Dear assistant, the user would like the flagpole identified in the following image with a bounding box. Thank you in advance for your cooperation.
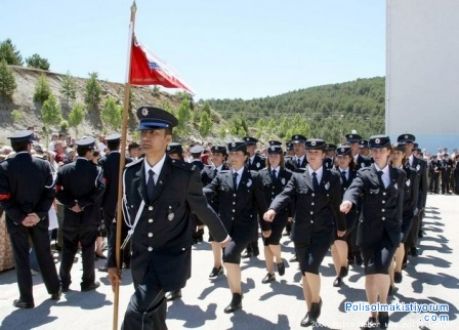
[113,1,136,329]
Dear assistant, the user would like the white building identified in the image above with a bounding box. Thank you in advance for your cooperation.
[386,0,459,153]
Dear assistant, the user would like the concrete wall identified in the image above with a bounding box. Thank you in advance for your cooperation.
[386,0,459,153]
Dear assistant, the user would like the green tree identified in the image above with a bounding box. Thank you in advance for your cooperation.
[84,72,101,112]
[101,96,122,131]
[60,72,77,104]
[11,109,23,124]
[0,60,16,100]
[60,120,69,133]
[41,94,62,144]
[67,102,86,138]
[199,111,212,137]
[26,53,50,70]
[0,39,23,65]
[177,98,191,128]
[33,73,51,105]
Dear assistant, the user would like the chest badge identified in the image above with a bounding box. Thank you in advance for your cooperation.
[256,162,260,168]
[324,181,330,190]
[168,206,174,221]
[247,179,252,187]
[281,178,286,185]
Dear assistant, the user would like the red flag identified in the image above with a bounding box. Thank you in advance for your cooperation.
[129,37,193,93]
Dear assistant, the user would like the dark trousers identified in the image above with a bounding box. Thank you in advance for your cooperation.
[429,173,439,193]
[122,281,167,329]
[59,221,98,288]
[6,218,60,303]
[405,213,421,250]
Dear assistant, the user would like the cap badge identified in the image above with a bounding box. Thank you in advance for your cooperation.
[142,108,149,116]
[375,138,380,144]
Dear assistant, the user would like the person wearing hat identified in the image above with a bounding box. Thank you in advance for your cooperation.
[388,142,419,292]
[340,135,406,329]
[359,139,371,158]
[323,143,336,169]
[189,144,205,171]
[285,134,308,172]
[0,130,61,308]
[55,136,105,292]
[98,133,132,273]
[429,155,441,193]
[204,141,268,313]
[453,154,459,194]
[257,144,293,284]
[440,153,453,194]
[201,145,230,280]
[106,106,229,329]
[242,136,265,258]
[166,142,184,161]
[397,133,428,257]
[330,144,358,288]
[264,138,346,327]
[345,133,372,170]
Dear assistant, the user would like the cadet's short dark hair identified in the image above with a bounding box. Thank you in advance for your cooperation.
[11,140,30,153]
[128,142,140,152]
[107,139,120,151]
[77,146,93,157]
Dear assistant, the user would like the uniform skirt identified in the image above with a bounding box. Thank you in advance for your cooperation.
[294,229,333,275]
[361,231,397,275]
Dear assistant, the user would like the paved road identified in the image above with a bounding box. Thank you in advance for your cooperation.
[1,194,458,329]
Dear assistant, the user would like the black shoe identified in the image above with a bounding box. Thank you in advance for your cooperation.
[252,247,259,257]
[209,266,223,280]
[333,277,342,287]
[98,265,108,272]
[339,266,348,278]
[50,289,62,301]
[165,289,182,301]
[378,312,389,329]
[224,293,242,313]
[289,255,298,262]
[13,299,34,309]
[361,316,378,329]
[300,302,320,327]
[388,285,397,296]
[418,230,424,238]
[277,260,286,276]
[355,255,363,266]
[81,281,100,292]
[61,282,70,293]
[410,248,419,257]
[262,273,276,284]
[394,271,402,283]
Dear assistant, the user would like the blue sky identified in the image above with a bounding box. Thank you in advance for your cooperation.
[0,0,385,100]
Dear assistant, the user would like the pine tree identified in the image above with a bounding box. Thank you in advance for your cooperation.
[33,73,51,105]
[101,96,122,131]
[67,103,86,138]
[0,60,16,100]
[84,72,101,112]
[26,53,50,70]
[0,39,23,65]
[60,72,77,104]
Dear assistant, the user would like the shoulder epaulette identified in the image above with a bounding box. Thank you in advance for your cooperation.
[125,158,143,168]
[171,159,196,172]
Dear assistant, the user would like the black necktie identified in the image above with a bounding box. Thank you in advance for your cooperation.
[377,170,385,188]
[233,172,238,190]
[147,169,155,201]
[312,172,320,191]
[297,158,301,167]
[271,169,277,181]
[340,170,347,183]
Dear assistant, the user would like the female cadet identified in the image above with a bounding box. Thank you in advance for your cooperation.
[331,144,358,287]
[389,142,419,290]
[264,138,346,327]
[258,143,292,283]
[340,135,405,329]
[204,142,267,314]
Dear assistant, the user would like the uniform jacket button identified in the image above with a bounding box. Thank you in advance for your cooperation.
[148,232,153,237]
[310,220,314,224]
[148,218,154,223]
[147,247,153,252]
[148,206,154,211]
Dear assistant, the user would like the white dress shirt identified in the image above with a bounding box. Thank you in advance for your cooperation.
[144,154,166,185]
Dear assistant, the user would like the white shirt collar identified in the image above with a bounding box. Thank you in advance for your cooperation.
[270,166,280,173]
[374,163,389,174]
[232,166,245,177]
[216,164,224,172]
[295,155,305,162]
[409,154,414,166]
[144,154,167,184]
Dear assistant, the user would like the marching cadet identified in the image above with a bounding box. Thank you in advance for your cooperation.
[264,138,346,327]
[359,139,371,157]
[189,144,206,243]
[389,142,419,292]
[242,136,265,258]
[166,142,184,161]
[258,143,292,283]
[454,154,459,194]
[346,133,372,170]
[107,107,229,330]
[440,153,453,194]
[0,130,61,308]
[341,135,405,329]
[286,140,295,158]
[201,145,230,280]
[56,137,105,292]
[330,144,358,287]
[397,134,428,257]
[204,141,268,313]
[429,155,440,193]
[324,144,336,169]
[98,133,132,272]
[285,134,308,172]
